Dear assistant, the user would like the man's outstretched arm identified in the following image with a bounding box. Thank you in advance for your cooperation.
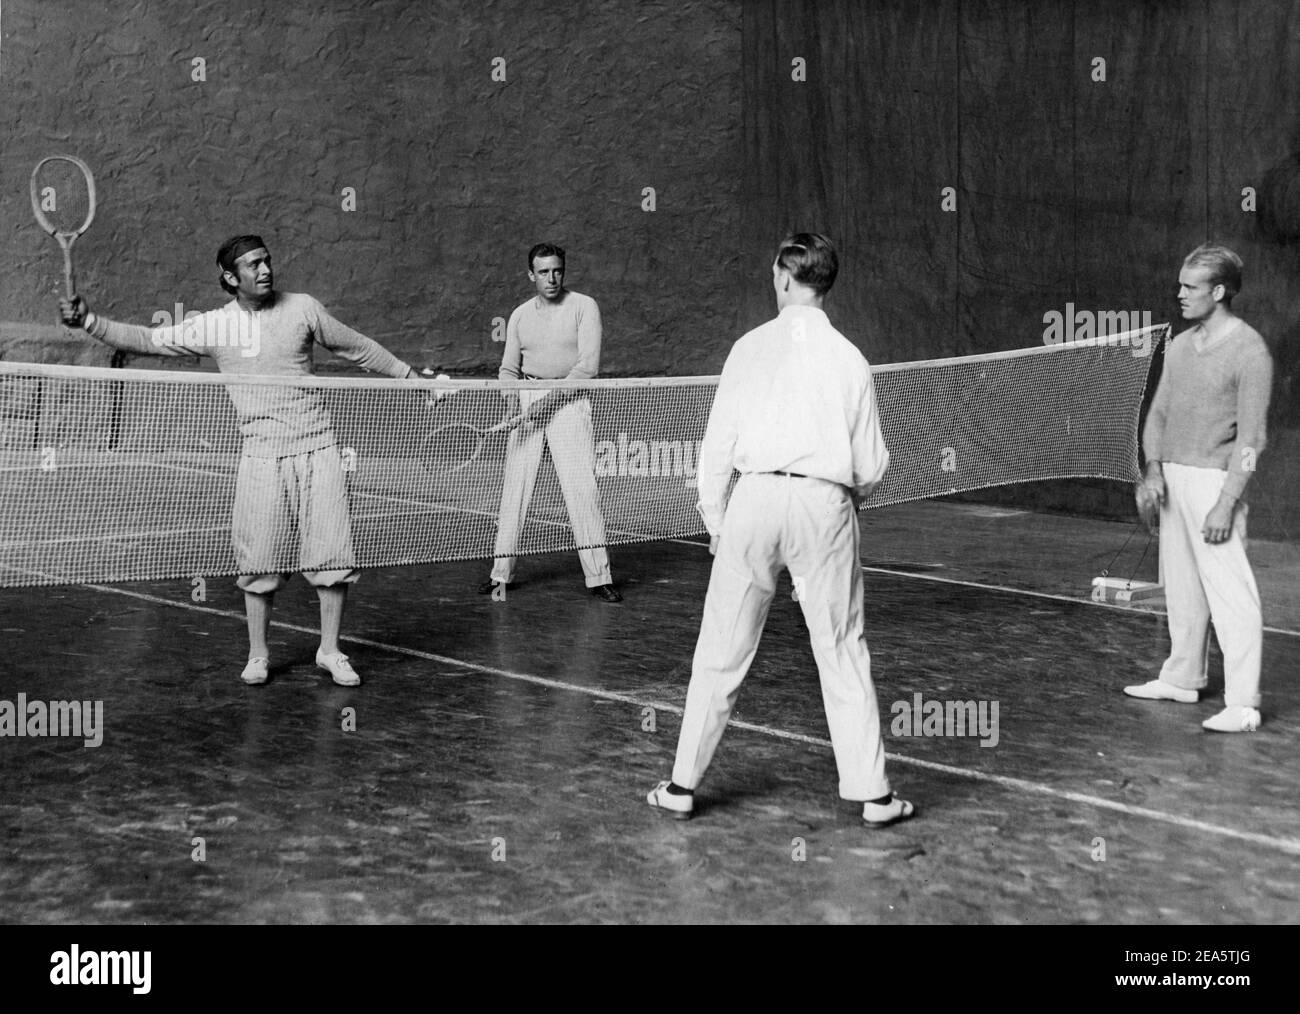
[60,295,201,359]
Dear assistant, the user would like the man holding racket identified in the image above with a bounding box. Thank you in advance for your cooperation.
[646,233,914,827]
[478,242,621,603]
[59,235,417,688]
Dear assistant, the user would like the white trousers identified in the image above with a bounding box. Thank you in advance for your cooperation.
[672,472,891,801]
[490,390,612,587]
[1157,462,1263,708]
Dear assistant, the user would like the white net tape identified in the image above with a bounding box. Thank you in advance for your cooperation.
[0,325,1165,587]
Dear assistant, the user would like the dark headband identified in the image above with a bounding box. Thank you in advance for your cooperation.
[216,235,267,273]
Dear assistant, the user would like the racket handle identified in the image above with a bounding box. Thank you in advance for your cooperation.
[62,246,76,302]
[487,410,529,434]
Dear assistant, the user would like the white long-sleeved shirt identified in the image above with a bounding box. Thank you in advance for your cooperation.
[696,304,890,535]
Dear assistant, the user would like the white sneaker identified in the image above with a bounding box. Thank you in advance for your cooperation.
[862,794,916,828]
[316,650,360,687]
[240,657,269,685]
[1123,679,1198,704]
[1202,706,1261,733]
[646,780,694,820]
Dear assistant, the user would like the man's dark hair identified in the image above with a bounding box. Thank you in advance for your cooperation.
[775,233,838,296]
[1183,242,1244,304]
[216,234,267,294]
[528,242,565,272]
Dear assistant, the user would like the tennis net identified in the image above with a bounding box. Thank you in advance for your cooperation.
[0,324,1165,587]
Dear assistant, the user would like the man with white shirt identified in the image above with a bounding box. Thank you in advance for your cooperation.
[1126,243,1273,732]
[647,233,914,827]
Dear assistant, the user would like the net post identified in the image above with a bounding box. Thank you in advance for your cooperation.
[108,349,127,450]
[31,376,44,451]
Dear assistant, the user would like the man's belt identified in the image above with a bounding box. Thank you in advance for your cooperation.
[763,470,855,496]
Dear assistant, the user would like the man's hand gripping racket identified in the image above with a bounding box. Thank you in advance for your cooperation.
[415,372,532,474]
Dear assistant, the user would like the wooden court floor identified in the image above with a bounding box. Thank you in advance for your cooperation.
[0,502,1296,924]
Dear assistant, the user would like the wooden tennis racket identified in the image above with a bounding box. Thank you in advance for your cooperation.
[418,409,529,474]
[30,154,97,301]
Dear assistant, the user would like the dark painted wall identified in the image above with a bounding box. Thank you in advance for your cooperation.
[2,0,743,376]
[3,1,1295,536]
[740,0,1298,537]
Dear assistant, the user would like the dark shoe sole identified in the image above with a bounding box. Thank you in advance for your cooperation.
[647,786,693,819]
[862,800,916,828]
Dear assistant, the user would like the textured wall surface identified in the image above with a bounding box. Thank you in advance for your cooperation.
[1,0,743,376]
[741,0,1299,536]
[3,1,1295,534]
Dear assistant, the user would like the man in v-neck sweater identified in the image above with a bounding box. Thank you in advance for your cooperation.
[1125,243,1273,732]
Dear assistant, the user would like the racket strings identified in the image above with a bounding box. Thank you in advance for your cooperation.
[421,423,486,471]
[31,157,95,237]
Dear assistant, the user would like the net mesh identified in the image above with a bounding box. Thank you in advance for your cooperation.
[0,325,1165,587]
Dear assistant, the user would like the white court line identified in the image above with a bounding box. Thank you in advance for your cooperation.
[128,460,699,544]
[0,458,675,551]
[0,507,455,551]
[6,516,1298,640]
[0,502,649,552]
[669,536,1300,639]
[855,564,1300,640]
[9,456,1299,636]
[53,580,1300,859]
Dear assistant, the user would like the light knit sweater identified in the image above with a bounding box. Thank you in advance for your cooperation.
[498,290,601,381]
[1142,319,1272,499]
[87,291,412,457]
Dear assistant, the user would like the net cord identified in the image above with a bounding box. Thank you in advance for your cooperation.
[0,322,1168,392]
